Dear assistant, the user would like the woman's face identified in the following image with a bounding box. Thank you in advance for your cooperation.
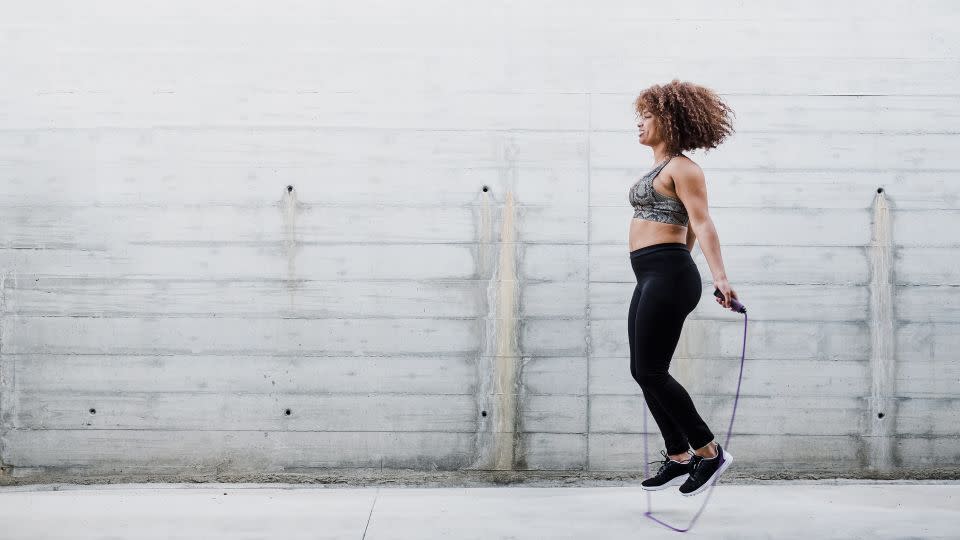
[637,109,658,147]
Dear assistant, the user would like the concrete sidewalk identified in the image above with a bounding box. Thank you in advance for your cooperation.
[1,481,957,539]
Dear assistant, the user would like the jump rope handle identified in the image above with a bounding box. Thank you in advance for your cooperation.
[714,287,747,314]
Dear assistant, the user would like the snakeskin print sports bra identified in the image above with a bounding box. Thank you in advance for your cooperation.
[628,155,689,226]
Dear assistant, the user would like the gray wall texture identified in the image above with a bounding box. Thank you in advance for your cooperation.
[1,1,958,484]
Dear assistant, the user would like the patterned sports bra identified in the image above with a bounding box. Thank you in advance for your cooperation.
[628,155,689,226]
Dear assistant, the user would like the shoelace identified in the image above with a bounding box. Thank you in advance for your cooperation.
[647,450,671,476]
[648,450,691,476]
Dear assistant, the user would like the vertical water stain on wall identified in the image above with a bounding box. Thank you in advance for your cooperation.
[867,188,897,470]
[492,190,520,470]
[0,272,9,475]
[0,272,5,353]
[279,187,302,309]
[470,138,522,471]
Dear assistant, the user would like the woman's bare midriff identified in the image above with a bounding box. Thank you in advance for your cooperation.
[628,218,688,252]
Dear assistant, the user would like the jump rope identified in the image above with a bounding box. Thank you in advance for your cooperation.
[641,287,748,533]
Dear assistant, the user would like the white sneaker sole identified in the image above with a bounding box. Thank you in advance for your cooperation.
[640,473,688,491]
[680,450,733,497]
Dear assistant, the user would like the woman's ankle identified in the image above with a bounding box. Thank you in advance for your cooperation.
[693,441,718,459]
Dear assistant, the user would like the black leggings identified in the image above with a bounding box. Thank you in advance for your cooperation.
[628,242,714,456]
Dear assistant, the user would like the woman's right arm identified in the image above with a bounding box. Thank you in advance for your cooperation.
[673,162,738,309]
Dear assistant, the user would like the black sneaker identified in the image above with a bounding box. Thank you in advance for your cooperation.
[678,443,734,497]
[640,450,693,491]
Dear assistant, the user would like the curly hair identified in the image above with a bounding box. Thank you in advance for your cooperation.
[634,79,735,154]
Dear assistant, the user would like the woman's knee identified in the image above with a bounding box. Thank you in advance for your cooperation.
[632,370,670,388]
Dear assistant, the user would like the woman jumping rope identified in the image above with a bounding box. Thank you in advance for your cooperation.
[627,79,739,496]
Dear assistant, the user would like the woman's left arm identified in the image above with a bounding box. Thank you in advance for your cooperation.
[673,162,738,309]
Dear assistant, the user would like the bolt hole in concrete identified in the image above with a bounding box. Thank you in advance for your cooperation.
[877,187,884,193]
[481,410,487,417]
[285,409,292,416]
[878,412,885,418]
[89,408,96,415]
[287,185,293,192]
[482,185,489,192]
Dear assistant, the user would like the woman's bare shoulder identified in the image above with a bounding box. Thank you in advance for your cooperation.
[670,155,706,184]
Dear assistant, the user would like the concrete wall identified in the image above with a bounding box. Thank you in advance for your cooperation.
[1,1,958,483]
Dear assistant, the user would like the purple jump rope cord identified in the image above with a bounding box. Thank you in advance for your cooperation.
[642,302,748,533]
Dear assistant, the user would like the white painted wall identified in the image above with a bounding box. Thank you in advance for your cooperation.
[1,0,958,483]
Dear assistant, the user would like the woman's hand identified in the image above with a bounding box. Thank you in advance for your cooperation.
[713,278,738,310]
